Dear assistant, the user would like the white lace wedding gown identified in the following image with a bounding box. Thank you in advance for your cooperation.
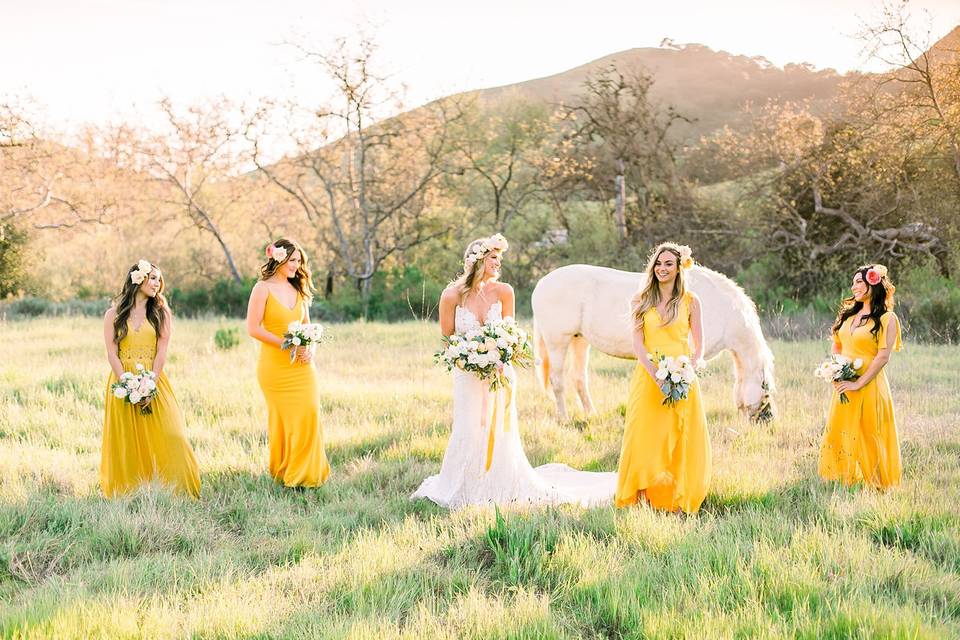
[412,301,617,509]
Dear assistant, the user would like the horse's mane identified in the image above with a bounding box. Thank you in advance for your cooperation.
[696,266,776,391]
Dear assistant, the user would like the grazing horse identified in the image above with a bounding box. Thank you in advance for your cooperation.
[531,264,775,422]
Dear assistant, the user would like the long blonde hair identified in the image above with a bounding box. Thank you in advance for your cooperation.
[631,242,691,331]
[451,235,509,301]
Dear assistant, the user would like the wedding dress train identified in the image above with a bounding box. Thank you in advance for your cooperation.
[412,301,616,509]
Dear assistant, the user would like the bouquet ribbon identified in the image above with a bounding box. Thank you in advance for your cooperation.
[483,374,513,472]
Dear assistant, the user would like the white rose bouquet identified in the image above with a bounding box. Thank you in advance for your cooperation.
[435,317,533,390]
[111,363,159,415]
[814,354,862,404]
[649,353,700,407]
[281,321,324,364]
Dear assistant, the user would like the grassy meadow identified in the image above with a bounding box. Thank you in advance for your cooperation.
[1,317,959,639]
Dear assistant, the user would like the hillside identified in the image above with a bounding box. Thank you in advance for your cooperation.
[468,43,846,139]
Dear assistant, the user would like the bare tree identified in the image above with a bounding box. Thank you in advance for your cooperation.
[1,99,115,234]
[720,101,948,292]
[127,97,248,283]
[857,1,960,182]
[564,65,692,245]
[248,34,462,296]
[448,99,586,233]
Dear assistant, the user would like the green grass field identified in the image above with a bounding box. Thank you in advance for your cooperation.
[1,317,959,639]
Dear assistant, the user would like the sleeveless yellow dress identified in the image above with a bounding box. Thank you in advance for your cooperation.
[615,291,711,513]
[819,311,902,489]
[257,291,330,487]
[100,320,201,498]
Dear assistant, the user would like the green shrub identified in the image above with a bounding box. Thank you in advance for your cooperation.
[318,266,446,321]
[167,278,255,318]
[0,297,109,319]
[897,260,960,343]
[7,297,51,317]
[214,327,241,350]
[0,223,29,297]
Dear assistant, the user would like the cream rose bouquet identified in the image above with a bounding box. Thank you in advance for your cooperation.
[649,353,701,407]
[435,317,533,390]
[281,321,324,364]
[111,363,159,415]
[814,354,862,404]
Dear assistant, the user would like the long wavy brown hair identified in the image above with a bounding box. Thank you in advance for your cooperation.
[259,238,315,299]
[631,242,690,331]
[112,262,170,343]
[831,264,896,342]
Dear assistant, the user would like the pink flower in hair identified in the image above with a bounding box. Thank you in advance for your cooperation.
[265,244,288,262]
[865,268,881,286]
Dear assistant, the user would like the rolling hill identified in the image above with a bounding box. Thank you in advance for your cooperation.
[465,42,847,140]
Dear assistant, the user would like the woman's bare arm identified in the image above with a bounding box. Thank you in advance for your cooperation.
[152,312,173,376]
[246,282,283,348]
[103,307,125,378]
[439,288,459,337]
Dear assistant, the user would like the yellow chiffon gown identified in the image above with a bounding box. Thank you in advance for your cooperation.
[100,321,201,498]
[615,291,711,513]
[258,291,330,487]
[819,311,902,489]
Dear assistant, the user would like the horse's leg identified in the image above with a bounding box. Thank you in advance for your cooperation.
[545,337,571,421]
[569,335,595,416]
[730,350,748,414]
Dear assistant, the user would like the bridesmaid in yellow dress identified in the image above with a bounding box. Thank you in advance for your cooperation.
[819,264,902,489]
[246,238,330,488]
[615,242,711,514]
[101,260,201,498]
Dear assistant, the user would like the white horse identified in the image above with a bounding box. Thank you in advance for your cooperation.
[531,264,776,422]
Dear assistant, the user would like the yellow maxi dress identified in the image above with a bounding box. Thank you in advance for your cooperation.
[819,311,902,489]
[100,321,201,498]
[615,291,711,513]
[257,291,330,487]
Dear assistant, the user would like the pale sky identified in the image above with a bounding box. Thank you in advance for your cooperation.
[3,0,959,129]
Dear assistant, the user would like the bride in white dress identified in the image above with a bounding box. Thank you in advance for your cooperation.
[412,234,616,509]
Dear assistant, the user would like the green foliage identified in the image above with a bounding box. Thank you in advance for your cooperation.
[897,259,960,343]
[735,255,843,315]
[315,266,446,322]
[167,277,255,317]
[213,326,240,350]
[0,223,29,297]
[0,297,108,318]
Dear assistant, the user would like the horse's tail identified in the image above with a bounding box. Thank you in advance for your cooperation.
[534,319,551,391]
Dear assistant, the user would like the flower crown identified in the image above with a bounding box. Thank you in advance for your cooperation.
[130,259,153,285]
[865,264,888,286]
[676,245,694,270]
[464,233,508,271]
[266,243,288,263]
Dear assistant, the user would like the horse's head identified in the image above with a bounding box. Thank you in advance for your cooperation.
[732,351,776,423]
[740,378,775,422]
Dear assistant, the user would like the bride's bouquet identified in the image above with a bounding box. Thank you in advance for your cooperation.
[281,321,324,364]
[814,354,862,404]
[650,353,700,407]
[111,363,159,415]
[435,317,533,390]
